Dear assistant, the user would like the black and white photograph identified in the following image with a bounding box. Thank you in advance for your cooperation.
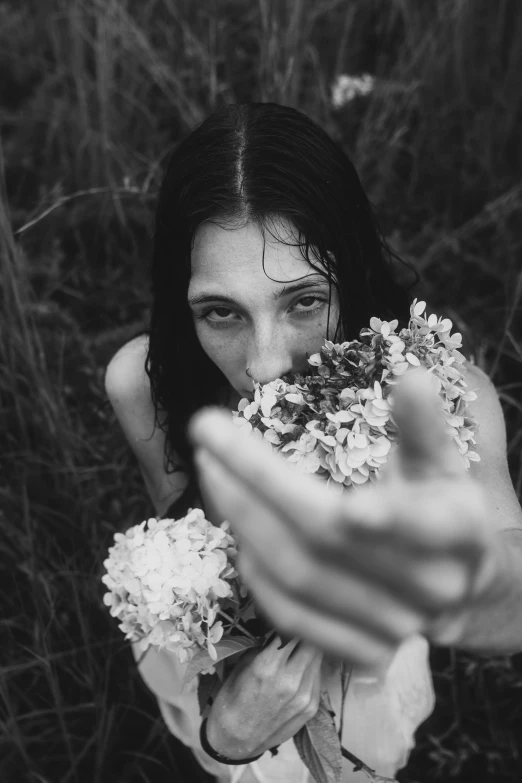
[1,2,522,782]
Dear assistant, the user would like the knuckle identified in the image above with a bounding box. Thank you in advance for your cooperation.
[250,655,273,680]
[279,674,300,698]
[422,560,469,606]
[304,697,320,719]
[294,689,312,711]
[250,663,265,681]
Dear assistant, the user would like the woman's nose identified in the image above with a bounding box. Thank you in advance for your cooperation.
[246,329,294,386]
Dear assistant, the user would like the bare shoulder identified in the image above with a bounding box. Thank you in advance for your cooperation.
[461,360,507,461]
[105,334,150,412]
[462,360,522,532]
[462,360,497,394]
[105,333,188,514]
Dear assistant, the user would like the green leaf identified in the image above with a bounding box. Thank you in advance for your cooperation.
[197,672,221,717]
[182,637,259,687]
[294,691,342,783]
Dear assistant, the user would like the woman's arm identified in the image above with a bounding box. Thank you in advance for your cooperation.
[104,334,188,517]
[104,338,327,767]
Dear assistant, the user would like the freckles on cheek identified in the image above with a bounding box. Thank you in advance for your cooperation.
[324,306,341,341]
[298,312,336,348]
[196,329,239,376]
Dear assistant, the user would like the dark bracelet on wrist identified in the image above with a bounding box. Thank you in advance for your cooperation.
[199,718,264,765]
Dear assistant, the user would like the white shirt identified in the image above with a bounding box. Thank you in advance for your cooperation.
[132,633,435,783]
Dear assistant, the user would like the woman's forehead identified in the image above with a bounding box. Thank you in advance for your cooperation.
[190,218,327,290]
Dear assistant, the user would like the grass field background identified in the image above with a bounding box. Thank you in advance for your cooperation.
[1,1,522,781]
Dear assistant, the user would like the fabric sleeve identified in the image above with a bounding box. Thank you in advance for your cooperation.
[131,641,238,779]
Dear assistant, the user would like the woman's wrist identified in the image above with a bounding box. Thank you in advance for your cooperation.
[201,716,264,764]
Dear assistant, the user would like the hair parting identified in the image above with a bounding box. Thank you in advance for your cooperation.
[144,102,420,512]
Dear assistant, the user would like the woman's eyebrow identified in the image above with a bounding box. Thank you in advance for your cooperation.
[188,276,328,307]
[275,276,328,299]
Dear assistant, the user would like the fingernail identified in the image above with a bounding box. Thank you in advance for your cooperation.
[262,630,277,648]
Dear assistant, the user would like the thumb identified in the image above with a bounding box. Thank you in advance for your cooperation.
[389,367,465,480]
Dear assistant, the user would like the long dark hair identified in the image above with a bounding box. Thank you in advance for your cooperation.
[146,102,419,500]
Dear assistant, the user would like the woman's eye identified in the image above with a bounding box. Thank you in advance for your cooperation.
[210,307,233,318]
[201,306,239,324]
[293,295,326,314]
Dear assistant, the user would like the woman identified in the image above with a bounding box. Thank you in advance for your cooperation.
[105,102,437,782]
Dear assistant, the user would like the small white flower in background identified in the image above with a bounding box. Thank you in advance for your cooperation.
[331,73,375,108]
[102,509,238,663]
[234,300,480,489]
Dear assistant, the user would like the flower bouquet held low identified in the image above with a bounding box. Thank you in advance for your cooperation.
[102,508,260,665]
[102,300,479,783]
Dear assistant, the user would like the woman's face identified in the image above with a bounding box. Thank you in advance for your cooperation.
[188,217,340,399]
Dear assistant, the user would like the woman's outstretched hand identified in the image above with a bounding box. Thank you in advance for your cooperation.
[206,636,322,760]
[189,370,504,665]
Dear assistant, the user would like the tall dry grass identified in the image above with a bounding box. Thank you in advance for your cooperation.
[1,1,521,781]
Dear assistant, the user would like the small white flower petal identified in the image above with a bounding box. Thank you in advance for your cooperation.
[370,317,383,333]
[261,395,277,417]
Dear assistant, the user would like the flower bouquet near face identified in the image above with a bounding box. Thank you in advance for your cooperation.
[233,299,480,490]
[102,300,479,783]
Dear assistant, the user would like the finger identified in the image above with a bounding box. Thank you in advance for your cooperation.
[190,409,340,542]
[197,439,488,626]
[194,427,412,557]
[242,495,479,628]
[344,477,491,558]
[288,640,324,670]
[256,649,323,751]
[267,635,302,662]
[194,444,307,561]
[294,648,324,694]
[261,663,322,750]
[198,441,483,626]
[239,552,399,669]
[241,523,428,641]
[388,368,466,481]
[193,410,484,559]
[195,447,420,629]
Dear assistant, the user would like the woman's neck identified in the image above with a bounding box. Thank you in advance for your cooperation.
[219,385,243,413]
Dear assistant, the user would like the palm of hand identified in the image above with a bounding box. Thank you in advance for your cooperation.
[190,370,502,663]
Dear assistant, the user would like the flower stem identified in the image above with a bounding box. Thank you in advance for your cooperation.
[341,748,396,782]
[136,647,150,666]
[339,662,353,742]
[218,609,257,642]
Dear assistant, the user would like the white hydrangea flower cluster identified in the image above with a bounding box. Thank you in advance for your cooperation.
[234,300,479,491]
[331,73,375,108]
[102,509,238,662]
